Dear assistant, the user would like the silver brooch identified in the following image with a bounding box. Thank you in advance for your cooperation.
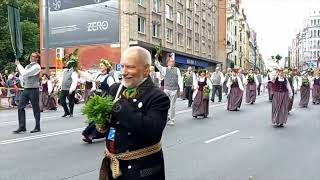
[133,99,137,102]
[138,102,143,108]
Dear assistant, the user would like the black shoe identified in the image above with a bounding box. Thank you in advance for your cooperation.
[30,129,41,133]
[279,124,284,127]
[13,128,27,134]
[62,113,70,117]
[211,99,214,103]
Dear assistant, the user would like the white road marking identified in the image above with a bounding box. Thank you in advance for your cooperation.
[204,130,239,144]
[0,127,84,145]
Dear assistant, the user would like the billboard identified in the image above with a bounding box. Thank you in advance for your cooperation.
[48,0,119,48]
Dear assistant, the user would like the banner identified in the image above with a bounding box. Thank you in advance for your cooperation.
[48,0,119,47]
[7,5,23,59]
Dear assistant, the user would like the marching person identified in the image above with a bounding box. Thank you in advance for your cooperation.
[150,65,161,88]
[223,68,231,96]
[245,69,259,104]
[183,66,194,107]
[285,69,297,113]
[59,59,79,118]
[312,69,320,104]
[210,66,224,103]
[192,69,212,118]
[298,71,312,108]
[255,69,263,95]
[39,73,54,112]
[99,46,170,180]
[266,70,275,102]
[155,53,183,126]
[81,59,115,143]
[227,67,244,111]
[13,52,41,133]
[271,68,293,127]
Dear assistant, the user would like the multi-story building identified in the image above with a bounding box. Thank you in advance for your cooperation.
[40,0,221,72]
[120,0,221,71]
[290,10,320,70]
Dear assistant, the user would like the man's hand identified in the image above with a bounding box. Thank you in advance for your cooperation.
[15,59,20,65]
[180,91,183,96]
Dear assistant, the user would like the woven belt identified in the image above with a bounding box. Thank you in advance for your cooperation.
[99,142,162,180]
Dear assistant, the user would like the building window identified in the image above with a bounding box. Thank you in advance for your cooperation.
[240,32,242,42]
[314,40,317,48]
[186,0,192,9]
[187,37,192,49]
[152,0,160,13]
[166,5,173,20]
[202,8,206,20]
[195,22,199,32]
[177,12,182,24]
[166,28,173,42]
[318,30,320,37]
[311,20,313,26]
[152,23,160,38]
[137,16,145,33]
[187,17,192,29]
[202,26,205,36]
[195,3,199,14]
[234,41,237,50]
[311,30,313,37]
[177,0,181,3]
[234,56,237,65]
[177,33,183,46]
[318,40,320,48]
[240,46,242,53]
[318,19,320,25]
[138,0,144,6]
[234,26,237,36]
[195,40,199,51]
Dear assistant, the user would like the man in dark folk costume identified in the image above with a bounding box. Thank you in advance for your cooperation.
[99,46,170,180]
[271,68,293,127]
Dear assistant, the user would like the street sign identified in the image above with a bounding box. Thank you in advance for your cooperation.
[115,64,121,71]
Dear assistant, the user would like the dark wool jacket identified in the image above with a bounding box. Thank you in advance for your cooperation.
[104,76,170,180]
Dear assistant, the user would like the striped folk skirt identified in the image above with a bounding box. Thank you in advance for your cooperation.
[299,86,310,107]
[246,83,257,103]
[272,91,289,125]
[267,82,274,101]
[192,90,209,117]
[227,87,243,111]
[312,84,320,104]
[288,93,294,112]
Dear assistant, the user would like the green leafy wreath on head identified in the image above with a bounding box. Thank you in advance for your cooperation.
[65,49,79,69]
[100,59,113,70]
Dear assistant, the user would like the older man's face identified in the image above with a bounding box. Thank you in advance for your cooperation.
[121,52,149,88]
[30,53,39,63]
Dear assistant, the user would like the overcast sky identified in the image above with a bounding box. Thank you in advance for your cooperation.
[242,0,320,60]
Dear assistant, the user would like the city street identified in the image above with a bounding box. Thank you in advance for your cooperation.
[1,92,320,180]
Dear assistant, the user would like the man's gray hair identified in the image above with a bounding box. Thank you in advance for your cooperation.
[122,46,151,65]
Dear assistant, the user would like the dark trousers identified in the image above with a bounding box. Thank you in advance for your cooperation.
[257,83,261,95]
[60,90,75,115]
[184,86,193,107]
[211,85,222,102]
[82,122,105,139]
[18,88,40,130]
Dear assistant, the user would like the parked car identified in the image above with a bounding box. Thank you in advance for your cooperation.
[49,0,109,11]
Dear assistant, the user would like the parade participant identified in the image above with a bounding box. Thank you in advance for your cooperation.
[192,69,212,118]
[39,73,54,112]
[223,68,231,95]
[298,71,312,108]
[266,70,275,102]
[245,69,259,104]
[98,46,170,180]
[271,68,293,127]
[285,68,297,113]
[255,69,263,95]
[210,66,224,103]
[183,66,194,107]
[227,67,244,111]
[82,59,115,143]
[13,52,41,133]
[82,70,95,103]
[59,52,79,118]
[150,65,161,88]
[312,69,320,104]
[155,52,183,126]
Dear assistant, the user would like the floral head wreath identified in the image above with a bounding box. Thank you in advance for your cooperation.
[100,59,112,70]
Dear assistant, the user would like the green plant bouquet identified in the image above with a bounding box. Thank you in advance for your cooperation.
[302,78,310,86]
[204,85,210,97]
[82,95,114,130]
[154,44,163,56]
[65,49,79,70]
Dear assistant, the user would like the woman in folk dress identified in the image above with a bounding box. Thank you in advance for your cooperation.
[192,69,212,118]
[227,68,244,111]
[312,69,320,104]
[298,72,312,108]
[271,68,293,127]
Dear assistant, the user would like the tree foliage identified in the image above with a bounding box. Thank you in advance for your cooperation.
[0,0,39,74]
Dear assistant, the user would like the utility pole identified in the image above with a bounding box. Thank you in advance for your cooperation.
[44,0,50,73]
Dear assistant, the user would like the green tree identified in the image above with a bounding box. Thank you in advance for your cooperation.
[0,0,39,73]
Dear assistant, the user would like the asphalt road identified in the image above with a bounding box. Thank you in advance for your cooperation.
[0,92,320,180]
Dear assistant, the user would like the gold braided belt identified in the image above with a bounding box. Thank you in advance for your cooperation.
[99,142,162,180]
